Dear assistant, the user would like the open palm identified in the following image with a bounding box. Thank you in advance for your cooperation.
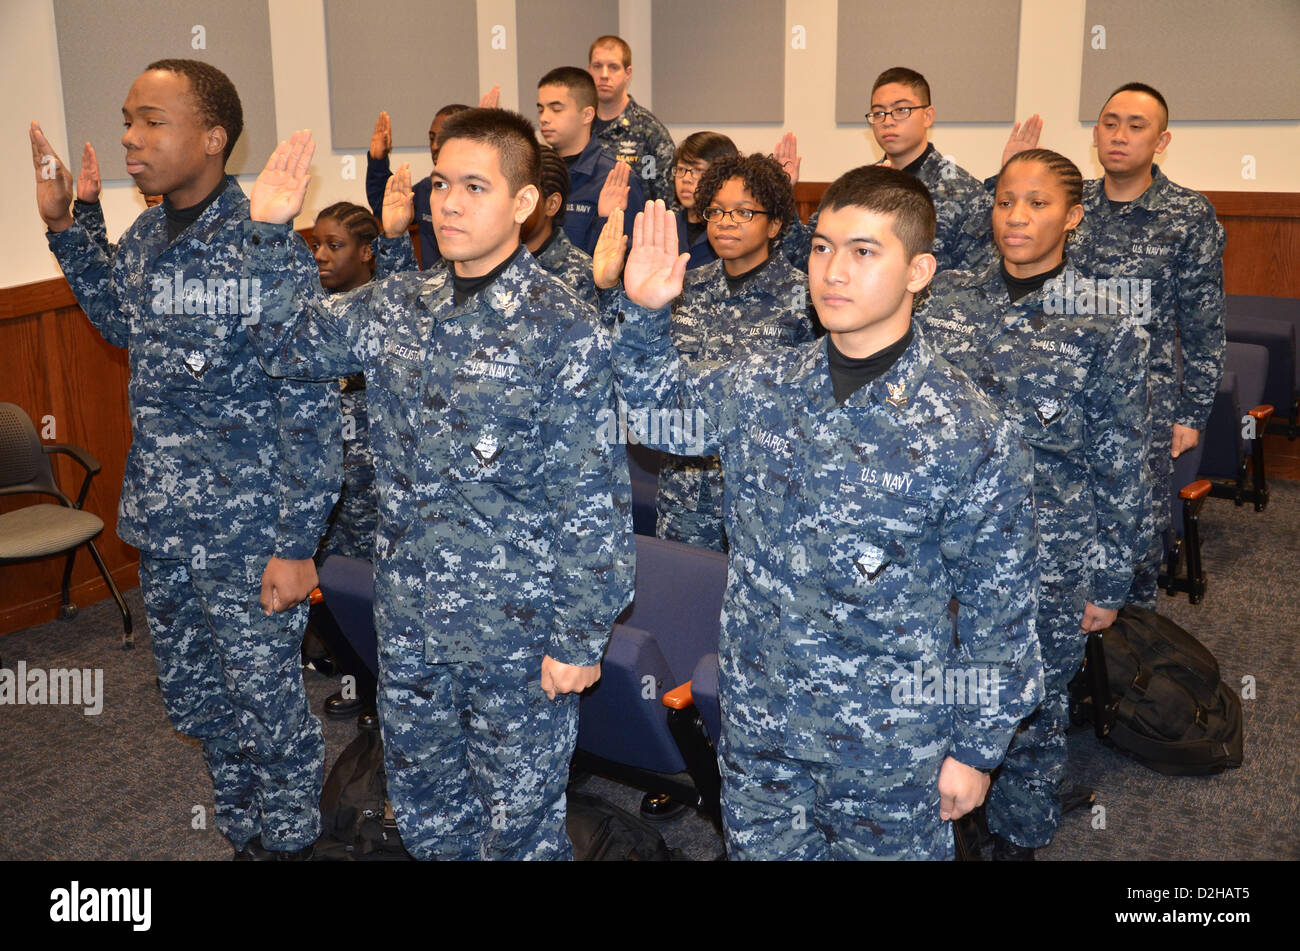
[249,130,315,224]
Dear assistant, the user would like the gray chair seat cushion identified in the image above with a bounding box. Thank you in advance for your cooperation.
[0,504,104,560]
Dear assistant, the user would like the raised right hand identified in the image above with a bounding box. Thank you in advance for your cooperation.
[622,200,687,311]
[381,162,415,237]
[30,121,75,231]
[1002,114,1043,167]
[249,130,315,225]
[76,142,101,203]
[592,206,627,289]
[369,111,391,160]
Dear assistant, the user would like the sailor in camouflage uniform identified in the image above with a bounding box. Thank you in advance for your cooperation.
[241,113,635,861]
[1073,87,1225,609]
[783,69,993,275]
[917,150,1151,856]
[31,60,338,859]
[611,182,1042,860]
[525,146,598,308]
[625,153,814,551]
[589,36,677,204]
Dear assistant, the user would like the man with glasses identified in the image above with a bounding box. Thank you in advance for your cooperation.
[784,67,994,275]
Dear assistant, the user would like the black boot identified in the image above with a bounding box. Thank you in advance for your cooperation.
[990,834,1035,861]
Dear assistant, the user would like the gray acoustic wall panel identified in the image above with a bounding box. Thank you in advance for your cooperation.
[835,0,1020,124]
[53,0,277,180]
[325,0,480,150]
[517,0,619,117]
[1079,0,1300,121]
[651,0,785,124]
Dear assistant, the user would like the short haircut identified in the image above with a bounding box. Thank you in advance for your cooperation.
[694,153,796,242]
[145,58,243,162]
[316,201,380,246]
[818,165,936,259]
[1103,81,1169,130]
[674,131,739,168]
[999,148,1083,208]
[589,35,632,67]
[538,66,598,112]
[435,103,472,122]
[538,145,571,224]
[871,66,930,106]
[436,108,542,195]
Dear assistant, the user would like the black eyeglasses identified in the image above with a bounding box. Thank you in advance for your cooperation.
[673,165,709,180]
[864,105,930,124]
[701,207,769,224]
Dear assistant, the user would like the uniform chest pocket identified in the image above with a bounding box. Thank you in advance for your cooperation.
[1015,381,1084,456]
[820,472,933,605]
[446,377,540,484]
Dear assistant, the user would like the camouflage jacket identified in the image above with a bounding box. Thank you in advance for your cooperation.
[916,261,1151,607]
[47,176,340,561]
[241,230,635,666]
[532,228,597,309]
[594,96,676,205]
[611,296,1044,768]
[1070,165,1226,431]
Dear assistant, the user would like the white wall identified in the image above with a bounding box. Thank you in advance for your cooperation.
[3,0,1297,289]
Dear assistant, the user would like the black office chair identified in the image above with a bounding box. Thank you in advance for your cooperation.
[0,402,133,647]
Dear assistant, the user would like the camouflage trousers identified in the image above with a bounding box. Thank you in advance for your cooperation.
[655,454,726,552]
[717,728,953,860]
[985,573,1088,849]
[377,628,578,860]
[319,384,378,563]
[1130,406,1177,609]
[138,552,325,852]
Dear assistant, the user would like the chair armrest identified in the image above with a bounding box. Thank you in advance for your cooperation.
[661,680,694,710]
[1248,404,1275,425]
[309,587,324,605]
[43,443,102,509]
[1179,480,1212,502]
[44,443,102,475]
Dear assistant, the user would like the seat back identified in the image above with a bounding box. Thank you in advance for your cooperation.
[618,534,728,687]
[317,555,379,676]
[0,402,59,498]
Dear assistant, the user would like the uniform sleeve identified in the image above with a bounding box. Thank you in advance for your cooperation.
[241,220,380,381]
[1174,208,1227,430]
[73,199,114,258]
[652,127,677,206]
[46,221,130,348]
[541,316,636,666]
[781,214,814,273]
[373,232,418,277]
[941,418,1045,770]
[610,292,735,457]
[365,153,392,218]
[1085,318,1152,608]
[272,376,342,560]
[946,187,995,274]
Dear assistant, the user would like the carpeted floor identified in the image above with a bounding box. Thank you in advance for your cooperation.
[1,480,1296,860]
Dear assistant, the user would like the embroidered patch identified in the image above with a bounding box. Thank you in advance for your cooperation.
[854,545,888,580]
[885,381,908,408]
[183,351,209,379]
[472,433,502,467]
[1036,398,1064,427]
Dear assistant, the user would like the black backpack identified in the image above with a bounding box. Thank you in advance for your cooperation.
[566,790,681,861]
[316,729,412,861]
[1070,605,1244,776]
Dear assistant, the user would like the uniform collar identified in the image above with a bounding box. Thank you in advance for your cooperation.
[803,319,932,412]
[697,251,799,302]
[569,135,606,177]
[419,246,546,321]
[179,174,245,248]
[1086,164,1170,213]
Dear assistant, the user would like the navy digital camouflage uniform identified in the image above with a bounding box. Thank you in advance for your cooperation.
[917,261,1150,848]
[47,177,340,853]
[1070,166,1226,608]
[366,154,440,269]
[612,297,1044,859]
[784,146,994,274]
[563,135,644,255]
[651,254,814,551]
[241,230,635,860]
[594,96,676,205]
[532,228,598,308]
